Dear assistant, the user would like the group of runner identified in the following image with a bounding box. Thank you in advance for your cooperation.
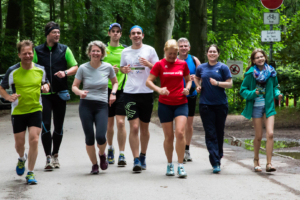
[0,21,283,184]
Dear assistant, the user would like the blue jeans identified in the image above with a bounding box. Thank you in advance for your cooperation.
[199,104,228,167]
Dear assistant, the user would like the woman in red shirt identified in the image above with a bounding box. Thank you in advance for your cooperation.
[146,39,191,178]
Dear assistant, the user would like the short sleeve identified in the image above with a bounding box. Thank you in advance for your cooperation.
[196,65,202,78]
[183,62,190,76]
[120,51,127,67]
[108,65,116,79]
[150,61,161,77]
[221,64,232,80]
[65,47,78,68]
[150,48,159,65]
[1,67,15,89]
[33,49,38,63]
[75,65,83,81]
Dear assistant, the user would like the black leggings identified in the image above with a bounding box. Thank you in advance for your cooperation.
[41,94,66,156]
[79,99,108,146]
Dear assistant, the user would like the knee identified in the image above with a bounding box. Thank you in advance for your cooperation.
[29,137,39,147]
[85,136,95,146]
[131,125,139,135]
[15,140,25,148]
[96,135,106,145]
[176,130,185,141]
[267,132,274,140]
[116,120,125,130]
[255,135,262,142]
[165,134,174,143]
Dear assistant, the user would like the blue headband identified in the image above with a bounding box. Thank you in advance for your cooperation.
[130,25,143,34]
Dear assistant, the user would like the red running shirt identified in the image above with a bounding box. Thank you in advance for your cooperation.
[150,58,190,105]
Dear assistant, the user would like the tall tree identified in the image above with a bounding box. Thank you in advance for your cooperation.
[50,0,55,21]
[212,0,218,32]
[81,0,92,61]
[0,0,2,30]
[154,0,175,59]
[189,0,207,63]
[60,0,64,31]
[24,0,34,40]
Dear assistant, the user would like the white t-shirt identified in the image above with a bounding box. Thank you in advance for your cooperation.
[120,44,159,94]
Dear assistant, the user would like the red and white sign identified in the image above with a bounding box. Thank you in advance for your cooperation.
[227,60,243,78]
[261,0,284,10]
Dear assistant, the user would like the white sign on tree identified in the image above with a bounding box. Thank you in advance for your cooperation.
[261,31,281,42]
[227,60,243,79]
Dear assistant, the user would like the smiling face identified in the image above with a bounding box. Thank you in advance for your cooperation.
[165,48,178,62]
[89,45,102,61]
[253,52,266,67]
[129,28,144,46]
[178,41,190,57]
[47,29,60,44]
[18,46,33,65]
[207,46,220,62]
[108,26,122,42]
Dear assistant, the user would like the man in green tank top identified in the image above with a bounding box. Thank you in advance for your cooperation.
[103,23,128,166]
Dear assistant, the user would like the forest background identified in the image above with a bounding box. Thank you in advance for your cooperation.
[0,0,300,114]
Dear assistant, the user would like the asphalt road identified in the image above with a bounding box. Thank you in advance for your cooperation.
[0,104,300,200]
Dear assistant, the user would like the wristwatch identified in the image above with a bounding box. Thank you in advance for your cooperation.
[64,70,68,75]
[111,92,116,95]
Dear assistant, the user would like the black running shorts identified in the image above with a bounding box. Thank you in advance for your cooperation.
[108,88,126,117]
[11,111,42,134]
[187,96,197,117]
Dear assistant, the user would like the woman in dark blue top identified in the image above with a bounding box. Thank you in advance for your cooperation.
[195,44,232,173]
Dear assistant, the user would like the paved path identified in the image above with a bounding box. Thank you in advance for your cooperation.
[0,104,300,200]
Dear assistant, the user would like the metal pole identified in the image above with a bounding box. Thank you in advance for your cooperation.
[269,10,274,62]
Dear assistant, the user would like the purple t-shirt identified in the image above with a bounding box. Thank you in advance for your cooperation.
[196,62,232,105]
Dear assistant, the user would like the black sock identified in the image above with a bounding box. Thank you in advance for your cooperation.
[52,131,63,155]
[140,153,146,157]
[185,145,190,151]
[41,131,52,156]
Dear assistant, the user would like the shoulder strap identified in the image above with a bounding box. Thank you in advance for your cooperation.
[191,55,197,71]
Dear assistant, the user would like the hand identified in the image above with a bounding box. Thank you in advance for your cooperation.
[80,90,89,99]
[159,87,170,96]
[182,88,189,96]
[6,93,20,102]
[123,65,131,74]
[196,86,201,93]
[139,57,151,68]
[112,65,119,74]
[109,94,116,107]
[41,83,50,93]
[210,78,218,86]
[54,71,66,78]
[190,74,195,81]
[278,94,283,102]
[255,89,259,95]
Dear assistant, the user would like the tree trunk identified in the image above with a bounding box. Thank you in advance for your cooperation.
[212,0,218,32]
[189,0,207,63]
[60,0,64,31]
[154,0,175,59]
[0,0,2,30]
[81,0,92,61]
[24,0,34,40]
[50,0,55,21]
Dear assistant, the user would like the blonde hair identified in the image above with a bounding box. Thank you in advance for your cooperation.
[17,40,34,53]
[86,40,106,60]
[164,39,179,51]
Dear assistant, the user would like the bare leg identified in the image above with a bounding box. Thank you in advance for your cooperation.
[14,131,26,158]
[252,117,263,167]
[129,118,140,158]
[185,116,194,146]
[116,115,127,152]
[175,116,187,163]
[264,115,275,164]
[97,142,107,156]
[161,122,174,163]
[27,127,41,171]
[86,145,97,165]
[140,121,150,154]
[106,117,114,146]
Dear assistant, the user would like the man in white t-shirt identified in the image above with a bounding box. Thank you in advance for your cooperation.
[120,25,159,172]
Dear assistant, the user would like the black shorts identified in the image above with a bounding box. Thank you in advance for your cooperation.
[124,93,153,123]
[187,96,197,117]
[158,102,188,123]
[11,111,42,134]
[108,88,126,117]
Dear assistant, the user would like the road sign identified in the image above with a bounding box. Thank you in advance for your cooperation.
[227,60,243,78]
[261,31,281,42]
[264,13,280,24]
[261,0,284,10]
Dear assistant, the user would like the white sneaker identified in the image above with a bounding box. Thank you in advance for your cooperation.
[52,154,60,168]
[184,150,192,162]
[45,155,54,170]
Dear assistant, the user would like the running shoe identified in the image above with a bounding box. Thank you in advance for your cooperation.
[107,147,115,164]
[118,153,127,166]
[90,164,99,174]
[99,153,108,170]
[184,150,192,163]
[52,154,60,168]
[139,154,146,170]
[177,165,187,178]
[133,158,142,172]
[16,153,27,176]
[213,165,221,173]
[44,155,54,170]
[166,163,175,176]
[26,172,37,185]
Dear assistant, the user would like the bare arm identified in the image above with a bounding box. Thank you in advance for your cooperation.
[210,78,233,89]
[182,75,192,96]
[139,57,154,69]
[0,86,20,102]
[54,66,78,78]
[146,74,169,95]
[109,77,118,107]
[195,76,202,93]
[72,78,89,98]
[120,65,131,74]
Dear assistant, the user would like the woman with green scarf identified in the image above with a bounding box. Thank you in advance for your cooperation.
[240,49,283,173]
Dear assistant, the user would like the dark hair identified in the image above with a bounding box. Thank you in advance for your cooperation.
[206,44,220,54]
[45,21,59,33]
[246,49,268,72]
[17,40,34,53]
